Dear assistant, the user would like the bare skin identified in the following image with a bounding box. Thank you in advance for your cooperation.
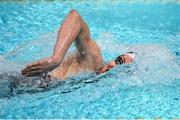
[21,9,133,80]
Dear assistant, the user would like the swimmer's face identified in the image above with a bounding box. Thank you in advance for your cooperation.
[97,53,135,74]
[121,54,134,64]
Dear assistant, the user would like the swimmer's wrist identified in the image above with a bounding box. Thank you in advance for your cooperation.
[51,55,61,65]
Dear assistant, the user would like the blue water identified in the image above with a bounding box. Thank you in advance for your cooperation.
[0,1,180,119]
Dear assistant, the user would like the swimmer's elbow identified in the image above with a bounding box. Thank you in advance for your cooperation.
[70,9,78,14]
[69,9,80,18]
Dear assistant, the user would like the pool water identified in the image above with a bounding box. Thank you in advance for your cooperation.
[0,0,180,119]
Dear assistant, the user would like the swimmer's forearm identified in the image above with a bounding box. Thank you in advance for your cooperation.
[52,10,81,64]
[97,61,116,74]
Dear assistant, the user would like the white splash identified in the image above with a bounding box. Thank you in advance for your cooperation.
[97,32,179,86]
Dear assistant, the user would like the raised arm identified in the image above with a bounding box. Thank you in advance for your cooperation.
[52,9,91,63]
[21,9,100,77]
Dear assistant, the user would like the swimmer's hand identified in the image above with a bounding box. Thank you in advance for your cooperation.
[21,56,59,77]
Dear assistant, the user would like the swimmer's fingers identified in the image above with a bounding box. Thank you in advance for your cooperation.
[21,66,41,75]
[25,70,43,77]
[21,61,42,75]
[21,57,58,77]
[26,62,41,69]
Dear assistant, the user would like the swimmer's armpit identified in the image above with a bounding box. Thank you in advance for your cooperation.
[21,56,59,77]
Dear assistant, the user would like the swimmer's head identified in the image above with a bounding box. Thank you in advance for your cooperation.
[97,52,135,74]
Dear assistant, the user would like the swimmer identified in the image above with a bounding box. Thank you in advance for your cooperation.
[21,9,135,80]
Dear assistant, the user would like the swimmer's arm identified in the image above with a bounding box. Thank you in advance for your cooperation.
[52,9,91,63]
[97,61,116,74]
[22,9,93,77]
